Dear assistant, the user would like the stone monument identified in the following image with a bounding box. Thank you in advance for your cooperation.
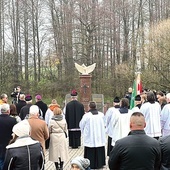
[75,62,96,112]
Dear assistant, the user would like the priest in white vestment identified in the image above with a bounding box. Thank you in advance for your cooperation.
[160,93,170,137]
[79,101,106,169]
[111,98,133,147]
[140,91,161,138]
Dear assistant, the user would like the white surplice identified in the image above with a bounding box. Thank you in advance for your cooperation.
[111,110,132,146]
[105,107,120,138]
[140,101,162,137]
[160,103,170,137]
[79,111,106,147]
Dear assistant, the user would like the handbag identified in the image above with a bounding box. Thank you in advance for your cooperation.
[55,121,67,138]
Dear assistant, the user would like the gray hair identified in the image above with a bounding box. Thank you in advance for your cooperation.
[1,103,10,113]
[29,105,39,115]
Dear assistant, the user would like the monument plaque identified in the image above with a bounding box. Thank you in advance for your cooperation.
[92,94,104,113]
[65,94,71,105]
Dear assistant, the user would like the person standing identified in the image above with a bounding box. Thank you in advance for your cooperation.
[125,87,132,106]
[15,94,26,115]
[80,101,106,169]
[19,94,33,120]
[111,98,133,147]
[105,96,120,156]
[48,108,68,170]
[65,90,84,149]
[45,99,60,149]
[11,86,23,104]
[159,135,170,169]
[0,94,8,105]
[10,104,21,123]
[28,105,49,154]
[45,99,60,125]
[131,95,142,113]
[160,93,170,137]
[0,104,17,170]
[109,112,161,170]
[0,94,8,114]
[3,120,44,170]
[35,94,48,119]
[140,91,162,139]
[157,91,167,110]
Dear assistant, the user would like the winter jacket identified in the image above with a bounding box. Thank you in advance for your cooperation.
[3,136,44,170]
[109,130,161,170]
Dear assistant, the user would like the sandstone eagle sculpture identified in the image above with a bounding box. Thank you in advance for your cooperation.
[75,63,96,75]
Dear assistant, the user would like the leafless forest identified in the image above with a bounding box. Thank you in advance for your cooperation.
[0,0,170,100]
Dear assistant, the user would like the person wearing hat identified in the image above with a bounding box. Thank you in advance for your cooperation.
[71,156,90,170]
[131,95,142,113]
[113,96,120,108]
[65,90,85,149]
[3,120,44,170]
[35,94,48,119]
[19,94,33,120]
[105,96,120,156]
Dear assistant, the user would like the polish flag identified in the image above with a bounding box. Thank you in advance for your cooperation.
[136,73,142,95]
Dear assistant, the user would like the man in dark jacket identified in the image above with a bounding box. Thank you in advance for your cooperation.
[108,112,161,170]
[65,90,84,149]
[159,135,170,170]
[35,94,48,119]
[15,94,26,115]
[0,104,17,170]
[19,95,32,120]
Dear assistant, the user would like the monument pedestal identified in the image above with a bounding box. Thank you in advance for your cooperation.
[79,75,92,112]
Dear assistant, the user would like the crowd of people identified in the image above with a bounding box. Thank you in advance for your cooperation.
[0,86,170,170]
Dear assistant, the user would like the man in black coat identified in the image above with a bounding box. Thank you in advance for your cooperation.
[159,135,170,169]
[65,90,85,149]
[35,95,48,119]
[108,112,161,170]
[0,104,17,170]
[15,94,26,115]
[19,95,32,120]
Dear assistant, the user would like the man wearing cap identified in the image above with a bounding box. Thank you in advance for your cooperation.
[35,94,48,119]
[105,96,120,156]
[131,95,142,113]
[19,94,33,120]
[0,103,17,170]
[65,90,85,149]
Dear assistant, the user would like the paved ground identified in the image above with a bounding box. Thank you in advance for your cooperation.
[45,137,109,170]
